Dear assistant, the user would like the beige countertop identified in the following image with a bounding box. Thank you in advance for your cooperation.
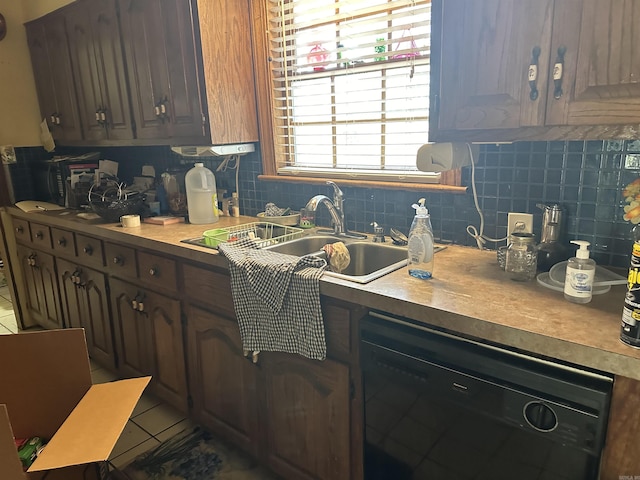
[6,207,640,380]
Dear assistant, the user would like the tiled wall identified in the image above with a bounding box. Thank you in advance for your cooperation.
[16,139,640,268]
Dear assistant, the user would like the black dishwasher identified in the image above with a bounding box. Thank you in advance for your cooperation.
[361,311,613,480]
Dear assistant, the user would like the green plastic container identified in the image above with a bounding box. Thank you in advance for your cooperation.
[203,228,229,247]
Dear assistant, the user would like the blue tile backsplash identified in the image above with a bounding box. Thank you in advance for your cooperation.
[14,139,640,268]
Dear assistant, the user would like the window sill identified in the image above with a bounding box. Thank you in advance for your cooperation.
[257,175,468,193]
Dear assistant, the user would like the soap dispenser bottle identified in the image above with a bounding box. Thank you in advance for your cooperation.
[563,240,596,304]
[408,198,434,279]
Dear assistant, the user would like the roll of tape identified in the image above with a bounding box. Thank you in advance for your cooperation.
[121,214,141,228]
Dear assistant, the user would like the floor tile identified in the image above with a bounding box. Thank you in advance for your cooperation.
[0,285,10,300]
[0,323,12,335]
[132,393,162,418]
[89,359,103,372]
[109,437,159,469]
[0,313,18,333]
[0,299,14,317]
[109,420,155,459]
[91,367,119,384]
[155,418,196,443]
[133,403,186,436]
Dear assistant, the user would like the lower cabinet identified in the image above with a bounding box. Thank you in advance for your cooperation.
[57,258,116,370]
[110,277,188,412]
[182,264,355,480]
[261,352,351,480]
[16,244,63,330]
[186,305,259,456]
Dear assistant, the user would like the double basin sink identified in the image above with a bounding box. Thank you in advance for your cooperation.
[264,233,410,284]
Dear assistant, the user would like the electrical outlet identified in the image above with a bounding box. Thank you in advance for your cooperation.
[507,213,533,235]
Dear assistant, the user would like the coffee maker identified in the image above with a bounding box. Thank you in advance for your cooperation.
[537,203,569,271]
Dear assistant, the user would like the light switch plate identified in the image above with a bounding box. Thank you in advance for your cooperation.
[507,213,533,235]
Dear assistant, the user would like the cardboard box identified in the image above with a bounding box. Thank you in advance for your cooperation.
[0,329,150,480]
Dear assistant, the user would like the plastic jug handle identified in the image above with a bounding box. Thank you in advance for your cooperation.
[200,170,208,189]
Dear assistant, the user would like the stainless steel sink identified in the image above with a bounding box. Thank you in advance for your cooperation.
[265,234,415,283]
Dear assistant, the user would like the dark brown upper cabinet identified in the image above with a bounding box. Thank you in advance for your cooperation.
[430,0,640,143]
[65,0,134,142]
[25,11,83,143]
[119,0,208,143]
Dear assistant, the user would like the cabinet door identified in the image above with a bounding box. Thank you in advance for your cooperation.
[57,257,84,330]
[110,277,149,379]
[186,305,258,456]
[66,0,133,142]
[25,15,83,142]
[17,246,63,330]
[546,0,640,126]
[433,0,554,134]
[262,353,351,480]
[144,288,188,412]
[57,258,116,370]
[120,0,206,141]
[80,267,116,370]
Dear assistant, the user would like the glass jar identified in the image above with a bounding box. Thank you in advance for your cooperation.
[505,232,538,281]
[161,169,188,216]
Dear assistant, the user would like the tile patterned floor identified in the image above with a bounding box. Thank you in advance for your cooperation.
[0,283,194,470]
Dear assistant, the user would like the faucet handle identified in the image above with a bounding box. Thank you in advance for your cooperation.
[326,180,343,199]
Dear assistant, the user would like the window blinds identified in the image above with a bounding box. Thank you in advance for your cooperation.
[267,0,433,180]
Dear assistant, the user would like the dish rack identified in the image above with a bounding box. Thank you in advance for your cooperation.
[204,222,304,248]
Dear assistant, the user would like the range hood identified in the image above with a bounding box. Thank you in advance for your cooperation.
[171,143,255,157]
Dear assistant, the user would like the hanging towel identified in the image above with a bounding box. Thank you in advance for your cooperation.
[219,241,328,360]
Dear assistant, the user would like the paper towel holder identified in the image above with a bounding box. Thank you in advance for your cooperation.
[416,142,478,172]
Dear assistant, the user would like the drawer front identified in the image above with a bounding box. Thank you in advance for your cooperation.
[75,234,105,269]
[29,222,52,250]
[51,228,76,257]
[104,242,137,279]
[12,218,30,243]
[182,264,235,318]
[138,251,177,291]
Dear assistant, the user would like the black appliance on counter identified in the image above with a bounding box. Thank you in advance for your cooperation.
[33,152,100,207]
[361,312,613,480]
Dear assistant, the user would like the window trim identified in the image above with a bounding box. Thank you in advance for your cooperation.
[249,0,464,192]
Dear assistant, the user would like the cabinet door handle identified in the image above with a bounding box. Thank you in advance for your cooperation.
[528,46,541,101]
[50,113,57,125]
[55,114,61,125]
[552,46,566,100]
[95,110,101,122]
[28,254,36,267]
[113,256,123,265]
[83,245,93,255]
[57,237,67,247]
[154,105,161,116]
[100,110,107,122]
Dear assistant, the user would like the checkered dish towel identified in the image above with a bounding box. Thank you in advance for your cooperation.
[219,241,328,360]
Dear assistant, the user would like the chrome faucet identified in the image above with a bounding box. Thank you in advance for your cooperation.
[305,181,366,239]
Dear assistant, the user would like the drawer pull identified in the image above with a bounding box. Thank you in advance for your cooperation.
[113,256,123,265]
[15,226,23,234]
[149,267,159,277]
[57,237,67,247]
[34,231,43,240]
[83,245,94,255]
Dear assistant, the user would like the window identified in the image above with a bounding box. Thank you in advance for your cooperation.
[260,0,440,185]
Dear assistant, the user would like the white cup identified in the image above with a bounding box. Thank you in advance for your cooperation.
[121,214,141,228]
